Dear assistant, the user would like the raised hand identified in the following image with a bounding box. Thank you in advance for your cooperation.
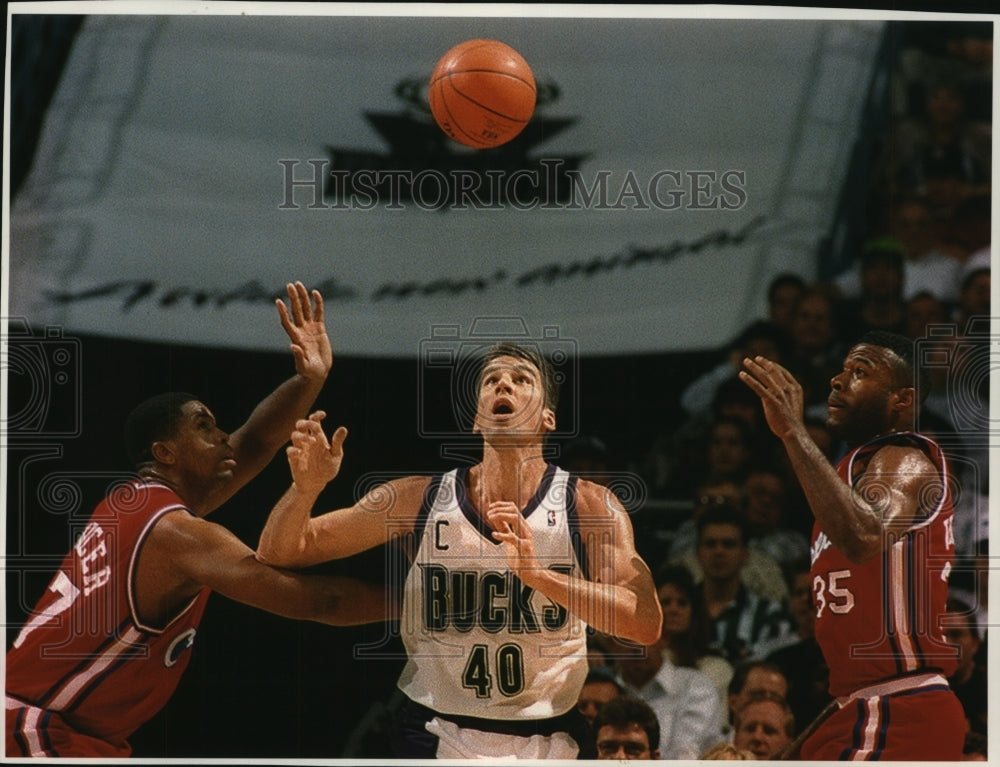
[286,412,348,496]
[276,281,333,382]
[739,356,805,440]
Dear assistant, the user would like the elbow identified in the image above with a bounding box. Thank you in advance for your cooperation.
[620,611,662,647]
[637,619,662,647]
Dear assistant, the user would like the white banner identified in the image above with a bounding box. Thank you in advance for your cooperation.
[8,7,886,357]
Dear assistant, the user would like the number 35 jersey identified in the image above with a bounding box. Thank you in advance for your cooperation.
[811,432,959,697]
[397,464,589,720]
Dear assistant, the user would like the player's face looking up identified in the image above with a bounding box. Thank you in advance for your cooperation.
[160,401,236,485]
[474,355,555,436]
[826,344,908,445]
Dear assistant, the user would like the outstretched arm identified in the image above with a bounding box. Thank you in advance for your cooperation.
[206,282,333,513]
[487,483,662,646]
[256,416,425,568]
[739,355,936,563]
[142,509,392,627]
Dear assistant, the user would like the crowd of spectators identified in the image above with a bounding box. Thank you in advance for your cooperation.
[568,19,991,760]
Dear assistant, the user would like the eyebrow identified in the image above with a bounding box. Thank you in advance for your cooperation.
[480,363,537,379]
[845,353,877,369]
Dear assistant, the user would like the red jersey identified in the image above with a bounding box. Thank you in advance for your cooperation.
[810,432,958,698]
[6,481,210,757]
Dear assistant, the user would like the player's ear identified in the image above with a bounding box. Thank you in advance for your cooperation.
[890,386,915,413]
[541,407,556,433]
[151,440,176,465]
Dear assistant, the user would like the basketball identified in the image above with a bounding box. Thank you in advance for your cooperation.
[428,39,536,149]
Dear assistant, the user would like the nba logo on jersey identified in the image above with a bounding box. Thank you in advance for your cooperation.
[547,509,556,526]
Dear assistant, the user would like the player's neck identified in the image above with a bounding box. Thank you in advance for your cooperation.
[138,468,210,516]
[472,447,548,506]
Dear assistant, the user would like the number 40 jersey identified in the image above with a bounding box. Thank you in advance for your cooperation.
[397,465,590,721]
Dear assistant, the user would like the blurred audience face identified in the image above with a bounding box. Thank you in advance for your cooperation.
[733,699,793,759]
[960,271,991,319]
[860,257,904,301]
[791,292,836,357]
[943,613,980,683]
[769,283,804,331]
[925,83,964,127]
[742,470,785,531]
[658,582,693,637]
[905,292,947,339]
[729,667,790,717]
[891,199,937,258]
[596,723,657,760]
[707,421,751,478]
[697,522,748,582]
[577,679,621,726]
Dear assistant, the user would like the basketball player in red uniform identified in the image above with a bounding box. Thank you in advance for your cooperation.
[6,283,387,758]
[740,330,964,760]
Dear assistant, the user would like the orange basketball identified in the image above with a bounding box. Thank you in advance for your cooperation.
[428,39,536,149]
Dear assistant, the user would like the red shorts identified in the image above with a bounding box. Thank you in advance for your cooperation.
[801,684,965,761]
[6,700,130,758]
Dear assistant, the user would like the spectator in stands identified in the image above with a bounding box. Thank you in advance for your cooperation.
[944,598,988,737]
[892,78,990,217]
[668,487,788,603]
[593,696,661,761]
[655,564,734,706]
[725,660,790,735]
[939,193,991,268]
[904,290,948,340]
[694,506,793,665]
[785,287,843,415]
[576,666,623,728]
[766,272,808,334]
[835,240,908,340]
[611,636,725,760]
[741,467,810,572]
[731,690,795,759]
[953,266,991,329]
[883,197,962,302]
[702,416,755,487]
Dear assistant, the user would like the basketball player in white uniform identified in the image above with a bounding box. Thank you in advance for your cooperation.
[257,342,662,758]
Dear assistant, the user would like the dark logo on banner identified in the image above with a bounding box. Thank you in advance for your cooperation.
[324,77,587,209]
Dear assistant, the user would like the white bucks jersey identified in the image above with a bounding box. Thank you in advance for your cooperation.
[397,465,589,720]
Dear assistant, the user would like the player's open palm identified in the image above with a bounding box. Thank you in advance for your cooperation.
[277,281,333,381]
[287,413,348,495]
[739,356,805,439]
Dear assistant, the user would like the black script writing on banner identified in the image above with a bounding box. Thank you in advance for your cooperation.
[41,218,768,311]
